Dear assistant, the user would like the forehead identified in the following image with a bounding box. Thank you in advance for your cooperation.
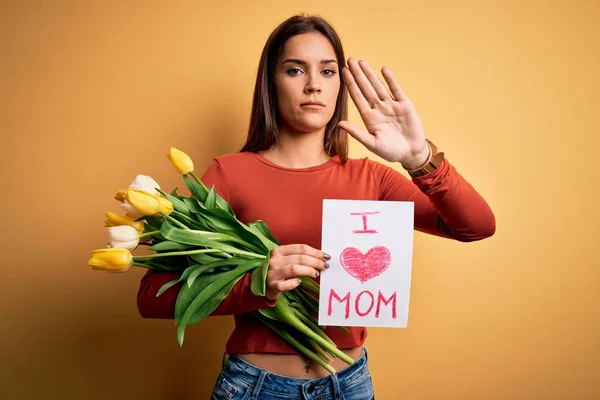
[280,32,337,61]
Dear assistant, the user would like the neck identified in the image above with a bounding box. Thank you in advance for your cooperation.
[262,126,331,169]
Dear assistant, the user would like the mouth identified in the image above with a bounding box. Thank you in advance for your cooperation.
[300,101,326,108]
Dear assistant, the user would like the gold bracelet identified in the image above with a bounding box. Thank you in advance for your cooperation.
[405,140,433,173]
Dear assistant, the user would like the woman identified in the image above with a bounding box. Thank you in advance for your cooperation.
[137,14,495,399]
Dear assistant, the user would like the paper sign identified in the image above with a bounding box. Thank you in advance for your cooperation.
[318,199,414,328]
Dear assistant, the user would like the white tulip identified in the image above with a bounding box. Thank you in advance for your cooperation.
[128,174,161,196]
[121,200,142,218]
[107,225,139,251]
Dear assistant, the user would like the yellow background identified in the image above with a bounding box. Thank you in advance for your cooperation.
[2,0,598,398]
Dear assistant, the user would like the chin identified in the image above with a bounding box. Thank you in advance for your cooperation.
[290,123,328,134]
[286,116,331,134]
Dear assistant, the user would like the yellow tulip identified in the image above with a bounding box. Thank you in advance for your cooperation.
[114,189,126,203]
[88,248,132,272]
[167,147,194,175]
[104,211,144,233]
[125,188,161,216]
[157,196,174,216]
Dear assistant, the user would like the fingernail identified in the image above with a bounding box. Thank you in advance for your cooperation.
[323,253,331,260]
[296,278,302,285]
[314,271,320,278]
[324,262,330,269]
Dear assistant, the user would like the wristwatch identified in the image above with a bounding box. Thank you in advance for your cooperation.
[406,139,445,177]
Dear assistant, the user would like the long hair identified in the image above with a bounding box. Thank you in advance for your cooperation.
[239,15,349,162]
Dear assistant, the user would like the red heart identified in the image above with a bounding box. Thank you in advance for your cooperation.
[340,246,391,283]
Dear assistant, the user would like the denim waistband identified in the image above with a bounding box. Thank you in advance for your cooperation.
[222,347,370,398]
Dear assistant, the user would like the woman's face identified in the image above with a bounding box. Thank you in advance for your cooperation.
[274,32,341,135]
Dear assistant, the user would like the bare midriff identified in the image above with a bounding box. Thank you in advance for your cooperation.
[238,346,363,378]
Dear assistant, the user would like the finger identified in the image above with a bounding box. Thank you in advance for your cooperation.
[283,254,328,271]
[282,264,321,279]
[273,278,302,293]
[359,60,392,102]
[342,66,371,113]
[381,66,408,101]
[277,244,329,261]
[347,57,381,106]
[338,121,376,151]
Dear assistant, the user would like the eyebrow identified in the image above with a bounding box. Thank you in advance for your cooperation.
[281,58,338,65]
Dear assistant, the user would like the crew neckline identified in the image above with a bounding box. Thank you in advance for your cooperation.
[251,152,340,172]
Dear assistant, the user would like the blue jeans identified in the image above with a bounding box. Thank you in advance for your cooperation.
[211,347,375,399]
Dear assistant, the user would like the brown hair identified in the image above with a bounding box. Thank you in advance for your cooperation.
[239,14,349,162]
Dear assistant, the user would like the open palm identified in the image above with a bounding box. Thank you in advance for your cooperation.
[338,58,428,168]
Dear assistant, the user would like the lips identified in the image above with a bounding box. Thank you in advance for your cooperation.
[301,101,325,107]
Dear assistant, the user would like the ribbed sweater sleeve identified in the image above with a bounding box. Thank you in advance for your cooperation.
[369,159,495,242]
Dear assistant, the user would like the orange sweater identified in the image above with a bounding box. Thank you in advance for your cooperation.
[137,151,495,354]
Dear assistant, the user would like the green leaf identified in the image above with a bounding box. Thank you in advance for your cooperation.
[198,185,234,216]
[176,259,263,345]
[175,272,222,321]
[170,186,179,196]
[187,276,242,324]
[188,252,229,264]
[142,215,164,231]
[180,199,233,234]
[156,262,209,297]
[156,278,180,297]
[146,259,188,272]
[195,207,274,253]
[250,249,271,297]
[169,211,208,231]
[155,188,191,216]
[205,187,217,209]
[184,175,208,203]
[216,196,234,216]
[178,198,211,228]
[182,197,204,214]
[248,221,280,246]
[160,221,264,256]
[187,257,248,288]
[148,241,190,252]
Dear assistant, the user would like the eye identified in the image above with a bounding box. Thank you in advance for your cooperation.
[322,68,337,77]
[286,67,303,76]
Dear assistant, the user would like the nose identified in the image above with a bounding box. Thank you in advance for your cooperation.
[304,74,321,94]
[304,84,321,94]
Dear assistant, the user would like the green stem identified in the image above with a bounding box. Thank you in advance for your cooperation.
[189,172,204,186]
[227,248,266,259]
[132,261,149,268]
[171,210,204,228]
[308,338,334,362]
[336,325,350,334]
[170,216,264,254]
[299,277,320,296]
[274,301,354,366]
[132,249,223,259]
[139,230,160,238]
[161,212,189,230]
[255,312,336,374]
[292,308,333,345]
[293,287,319,314]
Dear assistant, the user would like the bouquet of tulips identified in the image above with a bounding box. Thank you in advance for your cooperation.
[88,147,353,374]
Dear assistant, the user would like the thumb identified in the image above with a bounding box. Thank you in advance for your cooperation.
[338,121,376,151]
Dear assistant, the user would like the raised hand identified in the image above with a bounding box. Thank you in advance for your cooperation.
[338,57,430,170]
